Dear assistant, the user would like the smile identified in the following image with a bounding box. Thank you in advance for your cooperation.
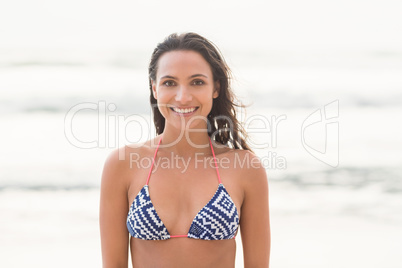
[170,107,199,115]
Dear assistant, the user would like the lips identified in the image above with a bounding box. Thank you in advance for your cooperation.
[169,106,199,116]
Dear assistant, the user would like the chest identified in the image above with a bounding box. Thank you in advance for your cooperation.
[127,160,243,236]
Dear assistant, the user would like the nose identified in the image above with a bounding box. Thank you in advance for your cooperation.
[175,85,192,103]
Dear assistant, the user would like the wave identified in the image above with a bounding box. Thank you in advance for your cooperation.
[1,166,400,193]
[0,184,98,191]
[277,166,402,193]
[2,92,402,115]
[0,60,144,69]
[249,91,402,109]
[0,96,151,114]
[1,48,402,69]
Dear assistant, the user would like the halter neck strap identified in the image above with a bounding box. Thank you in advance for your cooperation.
[145,136,222,185]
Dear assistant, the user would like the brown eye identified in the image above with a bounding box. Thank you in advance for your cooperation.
[163,81,175,87]
[192,80,204,86]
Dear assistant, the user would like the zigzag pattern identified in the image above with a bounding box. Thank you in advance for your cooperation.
[126,184,239,240]
[188,184,239,240]
[126,185,170,240]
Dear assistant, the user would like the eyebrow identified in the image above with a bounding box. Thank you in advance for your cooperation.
[160,74,208,80]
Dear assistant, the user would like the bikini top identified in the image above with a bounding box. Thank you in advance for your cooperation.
[126,137,240,240]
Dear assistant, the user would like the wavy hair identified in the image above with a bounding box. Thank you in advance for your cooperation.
[148,32,252,151]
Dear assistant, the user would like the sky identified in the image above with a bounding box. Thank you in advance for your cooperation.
[1,0,401,51]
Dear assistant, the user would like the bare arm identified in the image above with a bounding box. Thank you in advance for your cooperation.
[99,149,130,268]
[240,152,271,268]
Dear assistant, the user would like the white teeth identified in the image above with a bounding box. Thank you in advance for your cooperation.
[173,107,196,114]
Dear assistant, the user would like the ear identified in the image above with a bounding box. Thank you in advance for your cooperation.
[151,80,157,99]
[213,81,220,99]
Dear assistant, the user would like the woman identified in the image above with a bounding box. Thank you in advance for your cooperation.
[100,32,270,268]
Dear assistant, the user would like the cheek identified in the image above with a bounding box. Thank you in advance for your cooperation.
[154,90,169,105]
[154,91,172,117]
[199,95,214,112]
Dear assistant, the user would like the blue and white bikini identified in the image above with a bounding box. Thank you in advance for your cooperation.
[126,137,240,240]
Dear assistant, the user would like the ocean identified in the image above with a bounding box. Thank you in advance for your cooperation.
[1,47,401,267]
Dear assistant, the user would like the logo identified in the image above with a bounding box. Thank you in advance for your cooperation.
[301,100,339,167]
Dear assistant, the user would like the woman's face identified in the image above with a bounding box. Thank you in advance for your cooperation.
[151,50,219,132]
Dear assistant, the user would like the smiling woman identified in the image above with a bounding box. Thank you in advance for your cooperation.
[99,32,271,268]
[151,50,218,129]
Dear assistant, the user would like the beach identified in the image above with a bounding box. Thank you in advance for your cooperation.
[1,36,402,267]
[1,182,401,267]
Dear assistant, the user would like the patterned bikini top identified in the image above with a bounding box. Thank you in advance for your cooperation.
[126,137,240,240]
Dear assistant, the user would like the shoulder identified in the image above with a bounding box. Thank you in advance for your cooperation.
[215,146,265,173]
[214,146,268,188]
[101,137,160,186]
[223,149,268,193]
[104,137,161,166]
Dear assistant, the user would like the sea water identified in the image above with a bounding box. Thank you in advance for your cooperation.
[1,48,401,267]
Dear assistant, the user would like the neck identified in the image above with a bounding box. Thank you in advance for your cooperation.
[158,125,212,157]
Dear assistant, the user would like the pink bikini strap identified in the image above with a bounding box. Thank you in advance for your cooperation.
[146,137,162,185]
[209,137,222,184]
[146,137,221,185]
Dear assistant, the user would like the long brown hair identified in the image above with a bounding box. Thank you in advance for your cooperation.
[148,32,252,151]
